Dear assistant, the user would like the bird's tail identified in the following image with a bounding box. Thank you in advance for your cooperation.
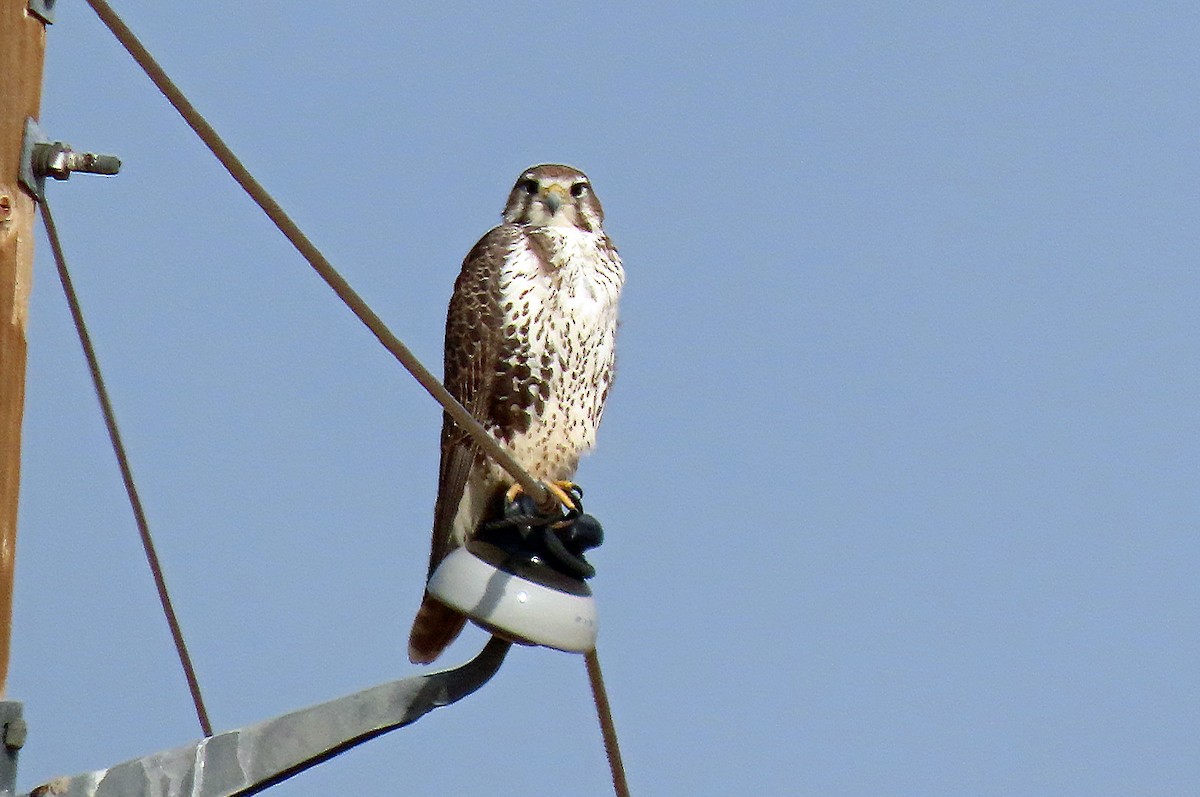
[407,593,468,664]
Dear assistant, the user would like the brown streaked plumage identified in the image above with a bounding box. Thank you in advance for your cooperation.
[408,164,624,664]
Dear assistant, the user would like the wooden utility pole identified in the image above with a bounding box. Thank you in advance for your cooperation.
[0,0,49,698]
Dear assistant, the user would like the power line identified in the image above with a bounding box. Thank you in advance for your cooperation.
[82,0,553,511]
[38,198,213,738]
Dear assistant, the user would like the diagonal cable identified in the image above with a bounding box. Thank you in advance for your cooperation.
[82,0,551,510]
[39,198,213,738]
[586,649,631,797]
[81,3,630,790]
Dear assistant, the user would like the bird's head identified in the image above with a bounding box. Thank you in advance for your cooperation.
[502,164,605,232]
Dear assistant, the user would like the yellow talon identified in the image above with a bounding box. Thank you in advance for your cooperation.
[505,480,578,513]
[544,480,578,512]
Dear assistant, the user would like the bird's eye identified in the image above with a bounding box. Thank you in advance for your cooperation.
[570,182,590,198]
[518,178,538,195]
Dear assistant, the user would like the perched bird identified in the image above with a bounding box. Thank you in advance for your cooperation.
[408,164,625,664]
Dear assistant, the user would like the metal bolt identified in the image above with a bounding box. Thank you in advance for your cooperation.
[31,141,121,182]
[0,195,11,220]
[3,718,26,750]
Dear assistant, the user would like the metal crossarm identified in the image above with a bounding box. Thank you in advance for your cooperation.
[25,638,511,797]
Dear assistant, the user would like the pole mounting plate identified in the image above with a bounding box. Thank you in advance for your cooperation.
[0,701,22,797]
[17,119,48,200]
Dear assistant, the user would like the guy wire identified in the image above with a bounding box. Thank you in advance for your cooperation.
[39,198,214,738]
[587,649,632,797]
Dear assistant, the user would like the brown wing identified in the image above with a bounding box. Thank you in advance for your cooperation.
[424,226,518,576]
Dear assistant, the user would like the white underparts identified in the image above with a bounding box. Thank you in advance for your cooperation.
[489,227,624,486]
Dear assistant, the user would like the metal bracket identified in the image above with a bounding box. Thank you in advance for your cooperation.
[19,119,121,201]
[21,638,511,797]
[17,120,47,199]
[1,701,24,797]
[27,0,56,25]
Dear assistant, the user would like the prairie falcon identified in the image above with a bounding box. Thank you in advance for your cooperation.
[408,164,625,664]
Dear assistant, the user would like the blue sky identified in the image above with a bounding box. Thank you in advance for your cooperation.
[10,3,1199,795]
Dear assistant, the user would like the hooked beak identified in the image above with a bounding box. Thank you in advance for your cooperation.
[541,184,567,216]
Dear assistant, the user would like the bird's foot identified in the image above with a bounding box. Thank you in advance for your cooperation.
[506,480,580,514]
[482,481,602,580]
